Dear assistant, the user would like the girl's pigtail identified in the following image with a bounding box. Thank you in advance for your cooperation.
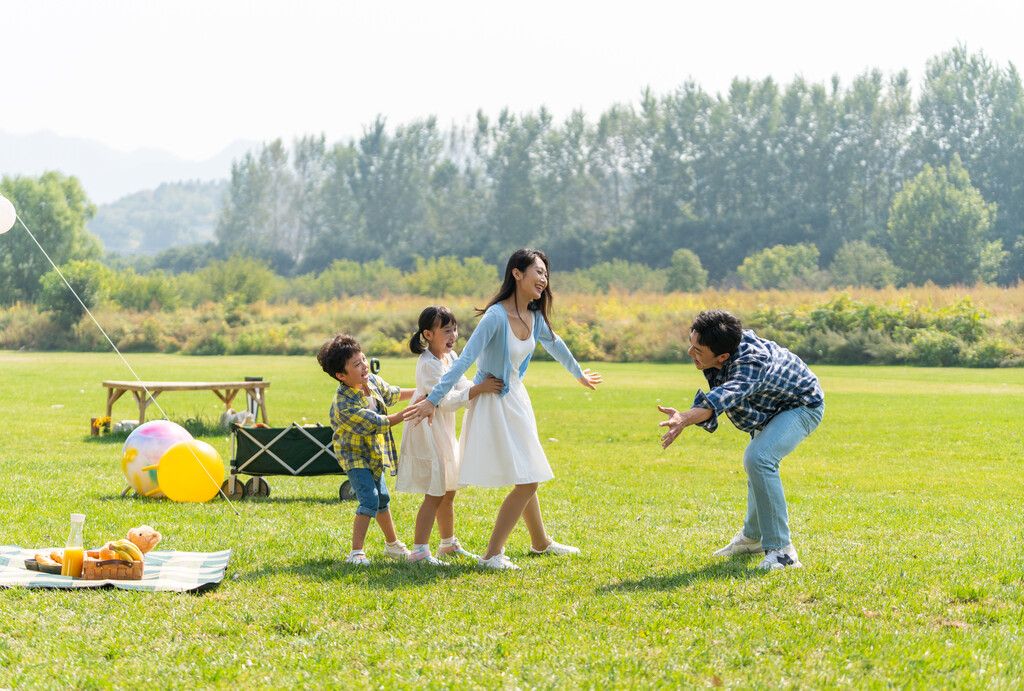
[409,329,426,354]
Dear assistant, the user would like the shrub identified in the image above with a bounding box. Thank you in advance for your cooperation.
[38,260,110,327]
[965,340,1013,368]
[665,249,708,293]
[559,260,667,293]
[107,269,179,311]
[829,241,899,288]
[909,329,962,366]
[182,332,229,356]
[737,243,819,290]
[189,254,280,305]
[404,256,497,296]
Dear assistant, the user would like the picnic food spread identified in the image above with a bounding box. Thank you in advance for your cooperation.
[28,521,162,581]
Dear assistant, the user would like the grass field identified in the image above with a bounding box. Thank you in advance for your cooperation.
[1,351,1022,689]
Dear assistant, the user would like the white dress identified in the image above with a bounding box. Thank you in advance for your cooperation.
[396,351,473,496]
[457,324,554,487]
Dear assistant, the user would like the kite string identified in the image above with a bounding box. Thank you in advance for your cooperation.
[16,214,241,517]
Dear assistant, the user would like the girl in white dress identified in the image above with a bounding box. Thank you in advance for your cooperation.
[407,249,603,570]
[397,305,503,565]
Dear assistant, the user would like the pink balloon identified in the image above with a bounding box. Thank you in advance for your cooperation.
[0,196,16,234]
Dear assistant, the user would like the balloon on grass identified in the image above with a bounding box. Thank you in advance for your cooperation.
[0,195,16,234]
[122,420,194,498]
[157,439,225,503]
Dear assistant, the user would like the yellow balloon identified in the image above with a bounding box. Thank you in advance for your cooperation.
[157,440,224,503]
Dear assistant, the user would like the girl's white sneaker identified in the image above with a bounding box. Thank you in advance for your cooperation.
[345,550,370,566]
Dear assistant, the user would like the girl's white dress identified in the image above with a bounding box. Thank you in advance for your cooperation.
[458,325,554,487]
[396,351,473,496]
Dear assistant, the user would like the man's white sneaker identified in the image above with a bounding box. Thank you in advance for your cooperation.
[713,530,763,556]
[383,541,411,560]
[757,544,803,570]
[528,539,580,556]
[478,553,521,570]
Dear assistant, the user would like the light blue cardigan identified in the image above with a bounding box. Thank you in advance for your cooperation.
[426,303,584,406]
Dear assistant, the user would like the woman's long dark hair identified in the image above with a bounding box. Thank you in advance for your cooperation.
[409,305,457,354]
[477,248,553,337]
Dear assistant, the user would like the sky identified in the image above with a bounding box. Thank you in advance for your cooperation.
[2,0,1023,162]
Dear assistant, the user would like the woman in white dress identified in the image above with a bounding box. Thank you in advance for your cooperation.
[407,248,603,569]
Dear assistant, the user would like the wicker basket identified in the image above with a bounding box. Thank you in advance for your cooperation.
[82,557,143,580]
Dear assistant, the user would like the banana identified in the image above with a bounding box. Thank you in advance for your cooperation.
[111,547,134,562]
[113,539,144,562]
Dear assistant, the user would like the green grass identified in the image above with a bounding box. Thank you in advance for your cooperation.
[1,351,1022,689]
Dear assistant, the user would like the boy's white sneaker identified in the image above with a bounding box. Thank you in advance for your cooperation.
[757,544,803,570]
[478,553,521,570]
[713,529,763,556]
[383,541,411,560]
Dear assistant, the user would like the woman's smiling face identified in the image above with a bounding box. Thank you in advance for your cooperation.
[516,256,549,300]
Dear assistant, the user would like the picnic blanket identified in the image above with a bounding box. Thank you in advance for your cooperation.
[0,545,232,593]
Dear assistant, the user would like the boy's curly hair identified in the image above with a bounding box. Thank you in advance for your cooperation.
[317,334,362,380]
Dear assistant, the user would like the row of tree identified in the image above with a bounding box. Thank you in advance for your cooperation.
[214,46,1024,284]
[1,46,1022,307]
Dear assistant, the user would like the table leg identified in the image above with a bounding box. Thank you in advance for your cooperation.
[132,390,161,424]
[213,388,240,416]
[248,386,269,423]
[105,387,127,419]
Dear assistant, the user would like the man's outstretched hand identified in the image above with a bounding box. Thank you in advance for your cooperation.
[657,404,713,449]
[657,405,685,449]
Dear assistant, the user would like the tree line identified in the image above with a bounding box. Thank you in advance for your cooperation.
[213,45,1024,286]
[2,45,1023,308]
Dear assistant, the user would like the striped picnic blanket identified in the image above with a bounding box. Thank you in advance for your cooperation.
[0,545,232,592]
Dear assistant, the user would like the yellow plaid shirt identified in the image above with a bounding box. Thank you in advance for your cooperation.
[328,374,402,478]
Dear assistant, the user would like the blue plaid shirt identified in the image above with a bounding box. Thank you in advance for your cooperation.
[694,330,823,435]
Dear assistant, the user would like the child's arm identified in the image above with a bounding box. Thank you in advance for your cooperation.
[332,403,394,437]
[399,388,416,401]
[468,375,503,400]
[386,409,413,426]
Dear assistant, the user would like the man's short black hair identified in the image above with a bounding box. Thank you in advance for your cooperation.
[690,310,743,357]
[317,334,362,380]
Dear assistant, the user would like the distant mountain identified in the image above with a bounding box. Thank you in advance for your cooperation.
[0,129,257,204]
[88,180,228,255]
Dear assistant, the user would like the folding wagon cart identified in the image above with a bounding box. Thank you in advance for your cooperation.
[222,423,356,502]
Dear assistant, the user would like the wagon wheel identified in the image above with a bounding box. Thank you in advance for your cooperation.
[220,477,246,501]
[244,477,271,498]
[339,480,357,502]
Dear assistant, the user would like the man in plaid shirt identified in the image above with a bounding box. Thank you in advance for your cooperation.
[658,310,824,570]
[318,334,416,566]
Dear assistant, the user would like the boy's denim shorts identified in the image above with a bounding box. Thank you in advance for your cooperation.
[346,468,390,517]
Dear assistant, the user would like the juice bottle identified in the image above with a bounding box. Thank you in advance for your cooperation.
[60,513,86,578]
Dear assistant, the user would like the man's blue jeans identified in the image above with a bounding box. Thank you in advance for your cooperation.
[742,403,824,550]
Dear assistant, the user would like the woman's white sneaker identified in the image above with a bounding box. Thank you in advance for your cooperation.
[528,539,580,556]
[757,544,803,570]
[713,529,763,556]
[478,553,521,570]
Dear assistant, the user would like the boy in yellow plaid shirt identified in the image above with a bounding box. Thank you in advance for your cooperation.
[318,334,416,565]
